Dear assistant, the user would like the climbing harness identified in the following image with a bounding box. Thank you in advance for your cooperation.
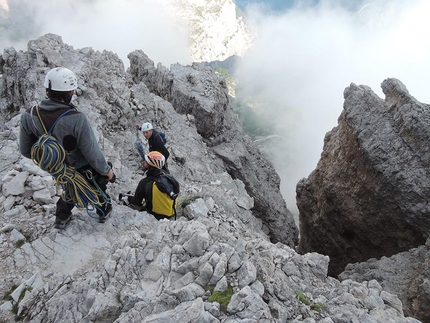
[30,106,110,220]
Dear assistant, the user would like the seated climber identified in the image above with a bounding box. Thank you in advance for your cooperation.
[136,122,170,173]
[120,151,179,220]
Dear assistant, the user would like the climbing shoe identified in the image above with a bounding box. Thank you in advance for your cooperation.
[129,203,145,211]
[119,192,132,205]
[98,203,112,223]
[54,214,72,229]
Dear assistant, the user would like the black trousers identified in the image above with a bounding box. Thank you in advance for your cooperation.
[55,168,111,220]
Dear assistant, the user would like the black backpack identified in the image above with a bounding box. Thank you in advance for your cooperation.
[156,131,167,145]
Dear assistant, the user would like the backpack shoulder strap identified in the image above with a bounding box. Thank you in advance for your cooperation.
[35,105,48,134]
[35,106,74,135]
[154,131,166,143]
[48,109,74,134]
[30,106,43,134]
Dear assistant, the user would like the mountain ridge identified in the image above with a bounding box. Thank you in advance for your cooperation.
[0,33,424,322]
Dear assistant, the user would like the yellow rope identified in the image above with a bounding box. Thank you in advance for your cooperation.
[30,106,103,210]
[31,134,103,209]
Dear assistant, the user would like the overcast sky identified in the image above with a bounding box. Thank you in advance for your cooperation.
[1,0,429,216]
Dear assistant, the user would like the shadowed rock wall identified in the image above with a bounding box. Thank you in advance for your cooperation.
[297,79,430,277]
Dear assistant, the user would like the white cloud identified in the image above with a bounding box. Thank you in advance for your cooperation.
[0,0,191,67]
[0,0,8,12]
[2,0,429,218]
[234,0,430,216]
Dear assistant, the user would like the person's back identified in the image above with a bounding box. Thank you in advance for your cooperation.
[122,151,178,220]
[138,167,164,214]
[21,100,108,172]
[148,172,179,219]
[19,67,115,229]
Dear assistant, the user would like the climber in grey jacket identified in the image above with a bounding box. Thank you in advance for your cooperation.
[19,67,115,229]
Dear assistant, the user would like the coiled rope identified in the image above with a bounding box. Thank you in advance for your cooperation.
[30,107,108,217]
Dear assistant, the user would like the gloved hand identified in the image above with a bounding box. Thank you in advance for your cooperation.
[107,162,116,183]
[109,172,116,183]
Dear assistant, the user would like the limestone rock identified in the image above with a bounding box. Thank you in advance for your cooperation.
[298,78,430,275]
[0,34,422,322]
[128,49,298,247]
[339,237,430,322]
[297,78,430,322]
[166,0,255,63]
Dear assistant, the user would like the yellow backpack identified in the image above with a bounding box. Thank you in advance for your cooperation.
[150,174,179,219]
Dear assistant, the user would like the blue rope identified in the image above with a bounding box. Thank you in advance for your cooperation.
[31,107,109,219]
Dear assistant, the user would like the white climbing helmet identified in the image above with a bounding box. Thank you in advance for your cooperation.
[44,67,78,91]
[141,122,153,132]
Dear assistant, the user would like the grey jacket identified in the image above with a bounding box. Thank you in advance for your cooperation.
[19,99,110,176]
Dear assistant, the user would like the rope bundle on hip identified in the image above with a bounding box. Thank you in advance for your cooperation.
[31,133,103,209]
[30,106,104,212]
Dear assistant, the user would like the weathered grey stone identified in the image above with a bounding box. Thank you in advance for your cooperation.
[297,77,430,305]
[340,238,430,321]
[3,195,16,211]
[209,253,227,285]
[184,198,209,219]
[0,223,15,233]
[214,276,228,292]
[128,49,298,247]
[195,262,214,287]
[9,229,25,243]
[227,286,271,320]
[32,188,53,204]
[237,261,257,287]
[175,257,200,275]
[143,298,210,323]
[0,33,424,323]
[169,272,195,291]
[2,171,28,196]
[176,283,206,302]
[181,222,211,256]
[3,205,26,218]
[227,252,242,273]
[380,291,403,316]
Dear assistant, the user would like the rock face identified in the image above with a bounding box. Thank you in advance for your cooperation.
[166,0,255,62]
[0,34,421,322]
[297,78,430,278]
[339,238,430,323]
[127,50,298,246]
[1,33,297,247]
